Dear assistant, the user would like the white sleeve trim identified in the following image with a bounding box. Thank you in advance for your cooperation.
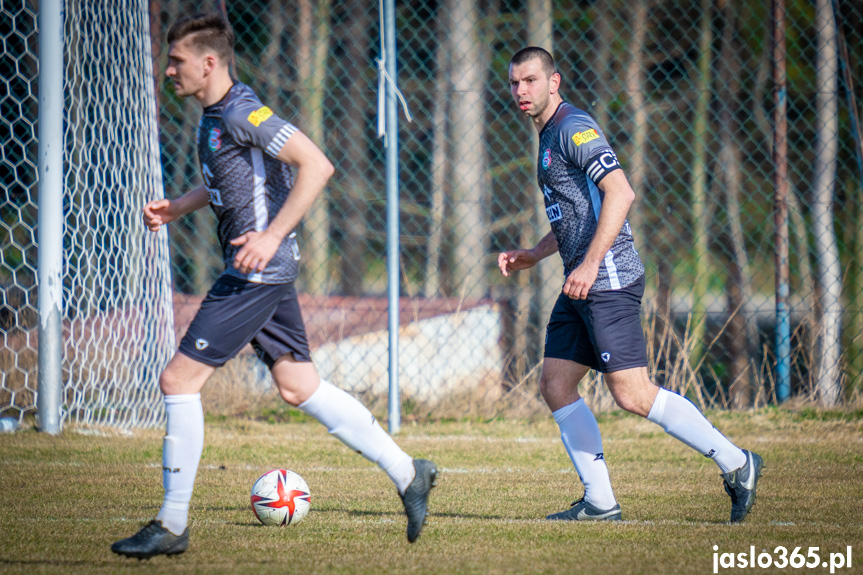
[266,124,298,157]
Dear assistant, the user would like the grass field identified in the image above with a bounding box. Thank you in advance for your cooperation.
[1,408,862,574]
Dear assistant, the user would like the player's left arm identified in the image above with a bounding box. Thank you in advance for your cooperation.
[230,133,334,275]
[557,115,633,299]
[562,169,634,300]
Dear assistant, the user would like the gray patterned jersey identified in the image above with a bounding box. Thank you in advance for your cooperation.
[196,82,301,283]
[536,102,644,291]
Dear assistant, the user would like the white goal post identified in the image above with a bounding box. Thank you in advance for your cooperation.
[32,0,175,430]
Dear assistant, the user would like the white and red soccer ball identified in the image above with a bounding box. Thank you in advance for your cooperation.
[250,469,311,526]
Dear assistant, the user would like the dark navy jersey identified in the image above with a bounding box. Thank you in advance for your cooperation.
[536,102,644,291]
[196,82,301,283]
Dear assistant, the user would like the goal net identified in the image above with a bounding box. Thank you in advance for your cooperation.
[59,2,174,428]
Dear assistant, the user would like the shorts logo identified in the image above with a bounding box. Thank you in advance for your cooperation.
[594,453,604,461]
[601,352,611,363]
[208,128,221,151]
[572,129,599,146]
[542,148,552,169]
[247,106,273,127]
[196,339,209,350]
[546,203,561,223]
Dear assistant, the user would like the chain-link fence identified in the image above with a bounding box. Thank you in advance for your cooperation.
[2,0,863,425]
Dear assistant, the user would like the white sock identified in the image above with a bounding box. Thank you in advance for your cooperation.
[155,393,204,536]
[298,380,416,494]
[552,399,617,510]
[647,388,746,473]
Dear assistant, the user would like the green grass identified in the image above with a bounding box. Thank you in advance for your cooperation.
[1,410,862,574]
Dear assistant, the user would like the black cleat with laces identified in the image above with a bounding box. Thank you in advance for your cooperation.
[546,497,622,521]
[721,449,764,523]
[111,520,189,559]
[400,459,437,543]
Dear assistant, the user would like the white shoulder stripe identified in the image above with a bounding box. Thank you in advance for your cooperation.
[266,124,298,156]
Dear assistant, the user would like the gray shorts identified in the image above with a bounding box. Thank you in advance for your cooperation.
[543,275,648,373]
[178,275,312,369]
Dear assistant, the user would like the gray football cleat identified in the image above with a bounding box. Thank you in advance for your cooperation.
[722,449,764,523]
[111,520,189,559]
[400,459,438,542]
[546,497,622,521]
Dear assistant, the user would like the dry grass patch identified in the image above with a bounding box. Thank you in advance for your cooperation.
[0,409,861,574]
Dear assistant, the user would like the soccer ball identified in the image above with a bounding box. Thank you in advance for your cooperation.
[250,469,311,526]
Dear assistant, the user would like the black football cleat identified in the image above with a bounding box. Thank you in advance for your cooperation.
[111,520,189,559]
[400,459,438,543]
[546,497,622,521]
[721,449,764,523]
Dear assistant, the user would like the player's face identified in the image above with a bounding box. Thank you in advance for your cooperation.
[165,37,208,98]
[509,59,557,119]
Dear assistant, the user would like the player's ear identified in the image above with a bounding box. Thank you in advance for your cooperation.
[549,72,561,94]
[202,54,217,76]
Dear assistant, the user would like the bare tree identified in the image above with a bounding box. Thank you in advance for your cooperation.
[449,0,488,300]
[716,0,756,408]
[337,0,373,296]
[625,0,647,243]
[296,0,332,295]
[424,0,452,298]
[812,0,842,405]
[265,0,287,109]
[590,0,612,131]
[687,0,714,373]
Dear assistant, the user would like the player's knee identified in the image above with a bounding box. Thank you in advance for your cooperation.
[538,374,568,405]
[275,378,318,406]
[277,385,305,407]
[612,393,637,414]
[159,370,184,395]
[611,391,648,416]
[538,373,553,398]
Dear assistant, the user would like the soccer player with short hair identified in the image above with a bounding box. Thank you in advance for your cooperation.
[498,46,762,523]
[111,12,436,558]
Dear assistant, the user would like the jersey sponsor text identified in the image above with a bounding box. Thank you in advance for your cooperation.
[247,106,273,127]
[572,128,599,146]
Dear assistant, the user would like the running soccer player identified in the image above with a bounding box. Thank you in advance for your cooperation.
[111,13,436,558]
[498,47,762,523]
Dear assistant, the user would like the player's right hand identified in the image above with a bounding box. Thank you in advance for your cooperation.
[142,199,175,232]
[498,249,538,277]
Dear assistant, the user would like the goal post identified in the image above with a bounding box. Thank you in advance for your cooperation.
[36,0,63,435]
[33,0,176,430]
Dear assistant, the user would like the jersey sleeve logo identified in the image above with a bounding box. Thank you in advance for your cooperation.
[571,129,599,146]
[247,106,274,127]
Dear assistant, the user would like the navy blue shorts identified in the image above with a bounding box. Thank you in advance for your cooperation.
[543,275,648,373]
[178,275,312,369]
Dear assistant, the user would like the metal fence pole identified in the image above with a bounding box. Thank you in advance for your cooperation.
[384,0,401,434]
[772,0,791,403]
[37,0,64,434]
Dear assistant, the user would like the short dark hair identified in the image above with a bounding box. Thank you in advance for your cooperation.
[510,47,556,78]
[167,12,235,62]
